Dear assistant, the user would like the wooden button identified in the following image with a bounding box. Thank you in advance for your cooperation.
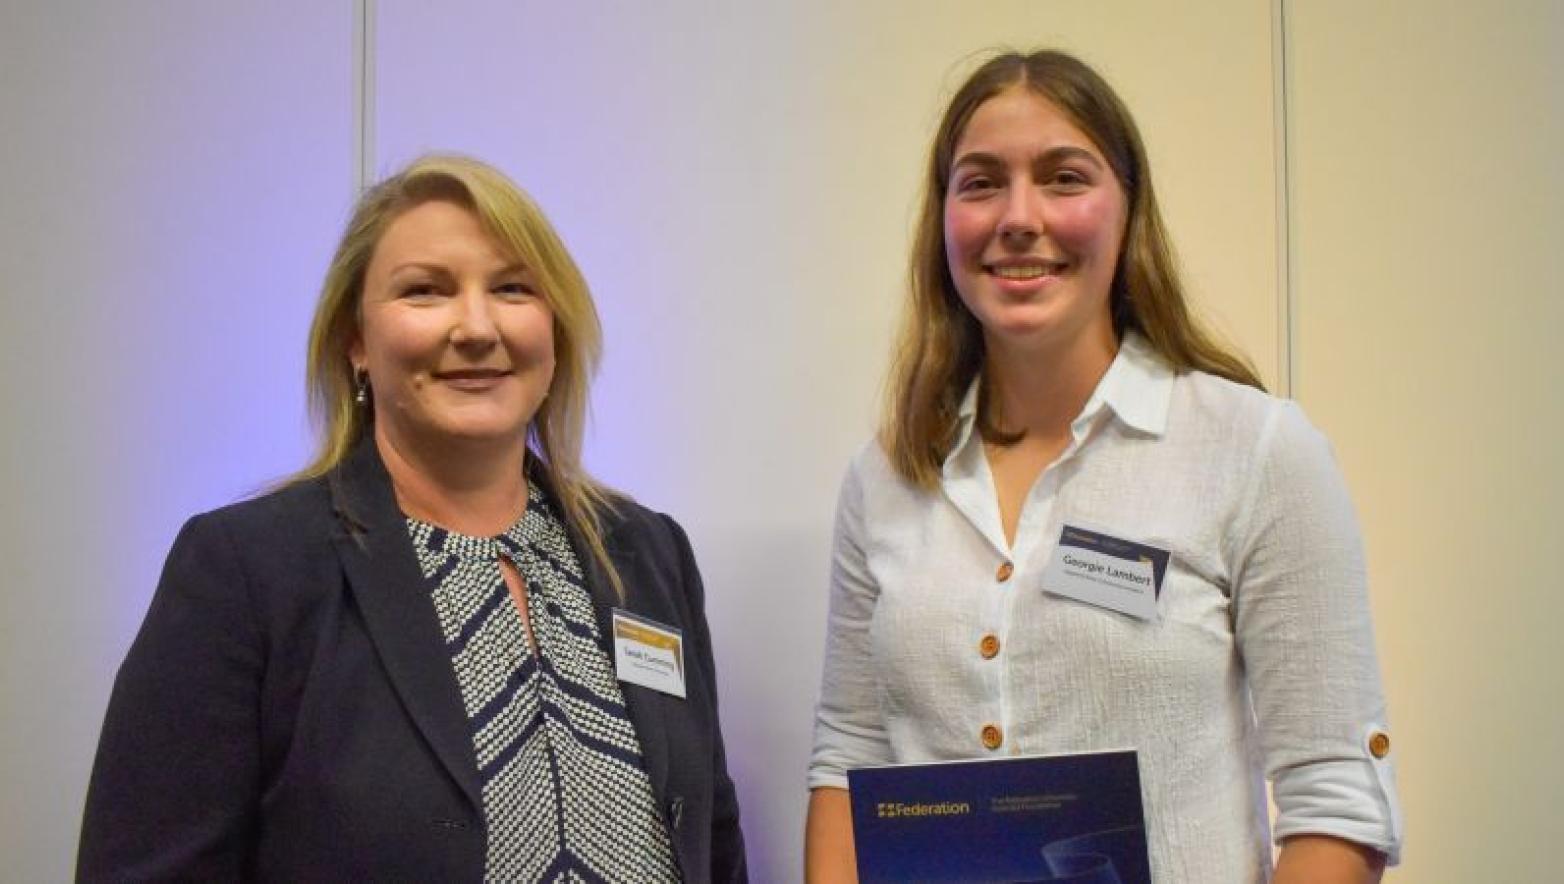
[1368,731,1391,759]
[979,634,1000,659]
[980,724,1003,750]
[996,561,1014,582]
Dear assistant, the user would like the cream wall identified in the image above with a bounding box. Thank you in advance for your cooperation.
[0,1,1552,881]
[1286,2,1564,880]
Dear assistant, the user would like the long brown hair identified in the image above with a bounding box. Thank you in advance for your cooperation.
[882,49,1263,486]
[292,154,622,592]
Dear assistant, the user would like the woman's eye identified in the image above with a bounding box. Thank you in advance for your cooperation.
[1050,169,1090,189]
[400,283,441,299]
[495,281,535,298]
[956,175,997,194]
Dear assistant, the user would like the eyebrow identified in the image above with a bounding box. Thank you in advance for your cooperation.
[386,261,532,278]
[951,145,1105,172]
[386,262,447,278]
[490,262,532,278]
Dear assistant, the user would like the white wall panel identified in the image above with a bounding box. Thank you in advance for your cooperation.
[0,2,355,878]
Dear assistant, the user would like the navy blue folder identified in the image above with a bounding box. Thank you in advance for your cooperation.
[847,750,1149,883]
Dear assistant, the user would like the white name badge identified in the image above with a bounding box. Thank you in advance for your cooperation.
[1040,524,1170,621]
[611,609,686,699]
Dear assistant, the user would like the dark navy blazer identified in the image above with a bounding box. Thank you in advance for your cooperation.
[78,439,747,882]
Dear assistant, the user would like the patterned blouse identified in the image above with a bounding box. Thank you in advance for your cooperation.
[406,482,680,883]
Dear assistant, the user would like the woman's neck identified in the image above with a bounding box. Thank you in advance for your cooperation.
[983,323,1119,441]
[374,424,529,537]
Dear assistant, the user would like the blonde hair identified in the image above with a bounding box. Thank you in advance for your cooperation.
[883,49,1264,486]
[294,153,622,592]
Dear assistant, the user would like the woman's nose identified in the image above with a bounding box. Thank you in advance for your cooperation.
[449,287,499,346]
[996,183,1044,243]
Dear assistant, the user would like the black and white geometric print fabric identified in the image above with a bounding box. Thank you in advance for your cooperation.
[406,482,679,884]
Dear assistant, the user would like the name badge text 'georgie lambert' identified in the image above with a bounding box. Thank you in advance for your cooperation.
[1040,524,1170,621]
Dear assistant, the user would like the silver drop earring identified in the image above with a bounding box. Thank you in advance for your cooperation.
[354,369,369,406]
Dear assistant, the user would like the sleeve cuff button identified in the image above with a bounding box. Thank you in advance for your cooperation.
[1368,730,1391,759]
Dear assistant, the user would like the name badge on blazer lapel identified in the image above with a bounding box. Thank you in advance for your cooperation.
[611,609,686,699]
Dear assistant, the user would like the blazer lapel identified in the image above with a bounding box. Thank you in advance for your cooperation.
[327,439,483,813]
[556,487,672,808]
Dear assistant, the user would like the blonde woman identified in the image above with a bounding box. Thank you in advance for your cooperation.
[79,156,746,882]
[807,51,1399,882]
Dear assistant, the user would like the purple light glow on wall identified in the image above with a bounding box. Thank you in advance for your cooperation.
[2,4,359,877]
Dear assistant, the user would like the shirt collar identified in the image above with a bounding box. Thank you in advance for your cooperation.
[1091,331,1174,436]
[946,331,1174,468]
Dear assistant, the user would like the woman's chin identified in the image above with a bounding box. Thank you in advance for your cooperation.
[402,418,531,454]
[982,317,1066,352]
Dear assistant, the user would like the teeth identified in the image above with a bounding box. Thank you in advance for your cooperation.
[992,264,1056,280]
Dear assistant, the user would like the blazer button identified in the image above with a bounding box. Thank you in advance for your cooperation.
[996,561,1014,582]
[979,634,1001,659]
[980,723,1003,750]
[1368,731,1391,759]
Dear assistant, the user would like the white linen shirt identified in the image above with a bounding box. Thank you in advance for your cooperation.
[809,333,1402,882]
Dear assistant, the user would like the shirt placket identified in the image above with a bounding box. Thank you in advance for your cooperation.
[997,411,1108,757]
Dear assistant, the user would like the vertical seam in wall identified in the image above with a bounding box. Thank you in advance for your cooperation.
[1272,0,1296,399]
[354,0,376,192]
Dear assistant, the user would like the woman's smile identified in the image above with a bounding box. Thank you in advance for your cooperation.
[431,367,514,391]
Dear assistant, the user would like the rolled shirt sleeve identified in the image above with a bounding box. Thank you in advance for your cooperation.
[1231,401,1403,863]
[808,452,894,790]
